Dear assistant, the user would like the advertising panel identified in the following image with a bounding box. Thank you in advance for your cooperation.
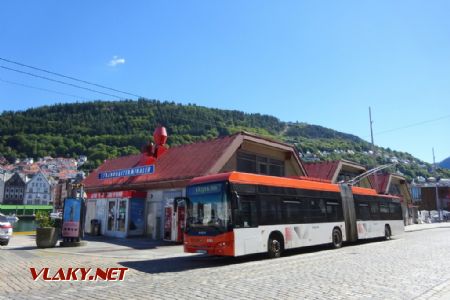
[62,198,83,238]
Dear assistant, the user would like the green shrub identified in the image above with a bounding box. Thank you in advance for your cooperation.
[35,211,55,228]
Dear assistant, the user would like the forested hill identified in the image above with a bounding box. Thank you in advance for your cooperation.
[0,99,449,181]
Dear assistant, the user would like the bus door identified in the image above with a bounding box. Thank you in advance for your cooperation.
[234,195,261,255]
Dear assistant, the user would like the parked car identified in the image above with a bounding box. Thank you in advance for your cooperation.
[0,214,13,246]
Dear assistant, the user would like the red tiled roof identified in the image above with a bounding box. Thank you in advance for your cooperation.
[304,161,340,181]
[368,174,391,194]
[83,134,241,191]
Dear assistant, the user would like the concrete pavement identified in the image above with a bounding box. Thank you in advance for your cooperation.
[1,224,450,299]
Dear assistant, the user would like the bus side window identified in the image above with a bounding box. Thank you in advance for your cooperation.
[326,200,343,222]
[309,198,327,223]
[379,202,390,220]
[259,196,281,225]
[238,196,258,228]
[369,201,380,220]
[357,203,371,220]
[389,202,402,220]
[282,198,307,224]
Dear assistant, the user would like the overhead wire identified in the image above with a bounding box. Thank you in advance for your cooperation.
[0,77,90,100]
[374,114,450,136]
[0,65,124,99]
[0,57,143,98]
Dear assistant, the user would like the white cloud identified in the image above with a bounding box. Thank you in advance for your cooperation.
[108,56,125,67]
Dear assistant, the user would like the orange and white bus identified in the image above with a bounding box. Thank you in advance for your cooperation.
[183,172,404,258]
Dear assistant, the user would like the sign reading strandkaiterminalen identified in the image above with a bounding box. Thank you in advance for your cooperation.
[98,165,155,180]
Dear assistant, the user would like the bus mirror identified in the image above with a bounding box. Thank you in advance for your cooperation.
[231,191,240,210]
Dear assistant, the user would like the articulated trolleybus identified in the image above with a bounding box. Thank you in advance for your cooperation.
[183,172,404,258]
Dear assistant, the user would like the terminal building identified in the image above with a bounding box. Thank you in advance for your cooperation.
[83,129,307,241]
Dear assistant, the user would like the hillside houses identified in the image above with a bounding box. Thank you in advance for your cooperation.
[0,156,85,206]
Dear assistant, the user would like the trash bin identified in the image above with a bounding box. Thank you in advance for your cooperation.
[91,219,101,236]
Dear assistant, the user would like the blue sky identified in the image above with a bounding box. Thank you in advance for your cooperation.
[1,1,449,163]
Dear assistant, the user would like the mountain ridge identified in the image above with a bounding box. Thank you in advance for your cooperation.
[440,157,450,169]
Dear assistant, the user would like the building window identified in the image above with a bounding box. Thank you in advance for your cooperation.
[389,184,401,196]
[237,152,285,177]
[411,187,421,201]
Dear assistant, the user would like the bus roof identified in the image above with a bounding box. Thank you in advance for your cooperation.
[188,172,396,198]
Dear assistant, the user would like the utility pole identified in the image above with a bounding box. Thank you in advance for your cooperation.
[369,107,378,190]
[369,107,374,149]
[432,147,441,221]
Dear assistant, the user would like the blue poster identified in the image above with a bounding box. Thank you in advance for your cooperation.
[62,198,82,238]
[129,199,144,232]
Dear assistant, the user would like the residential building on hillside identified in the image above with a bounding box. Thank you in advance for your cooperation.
[2,157,80,181]
[24,171,53,205]
[3,173,28,205]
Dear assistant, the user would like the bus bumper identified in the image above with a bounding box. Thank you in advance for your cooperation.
[184,231,234,256]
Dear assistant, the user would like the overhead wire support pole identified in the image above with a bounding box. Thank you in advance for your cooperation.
[369,106,379,190]
[433,147,441,222]
[369,107,374,148]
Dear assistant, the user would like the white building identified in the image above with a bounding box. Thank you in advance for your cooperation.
[0,170,13,203]
[24,171,53,205]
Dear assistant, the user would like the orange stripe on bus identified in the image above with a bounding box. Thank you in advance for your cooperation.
[190,172,387,197]
[228,172,340,193]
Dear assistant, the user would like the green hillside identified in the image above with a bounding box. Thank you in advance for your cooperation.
[0,99,449,181]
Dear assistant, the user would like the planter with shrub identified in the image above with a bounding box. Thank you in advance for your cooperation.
[35,211,59,248]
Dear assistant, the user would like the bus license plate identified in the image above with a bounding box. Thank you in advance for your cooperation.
[196,249,207,254]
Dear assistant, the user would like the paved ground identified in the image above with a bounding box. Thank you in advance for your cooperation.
[1,224,450,300]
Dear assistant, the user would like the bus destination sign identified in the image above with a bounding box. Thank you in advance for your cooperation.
[189,183,222,195]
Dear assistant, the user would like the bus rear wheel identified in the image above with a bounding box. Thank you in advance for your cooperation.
[384,225,392,240]
[331,228,342,249]
[268,235,283,258]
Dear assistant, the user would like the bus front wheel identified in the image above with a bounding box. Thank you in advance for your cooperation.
[268,235,283,258]
[331,228,342,249]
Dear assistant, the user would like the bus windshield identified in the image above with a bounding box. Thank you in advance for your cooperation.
[186,182,231,234]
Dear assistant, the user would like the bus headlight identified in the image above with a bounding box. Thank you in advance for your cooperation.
[217,241,229,248]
